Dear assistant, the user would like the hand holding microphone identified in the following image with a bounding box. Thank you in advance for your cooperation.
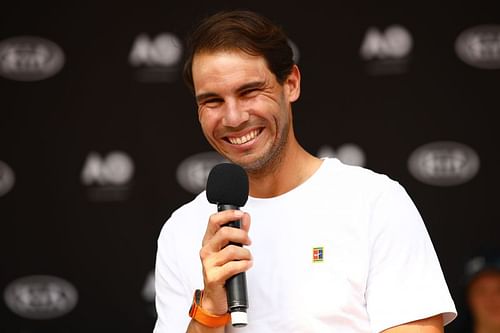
[200,163,251,327]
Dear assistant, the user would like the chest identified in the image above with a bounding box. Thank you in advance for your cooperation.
[243,207,371,330]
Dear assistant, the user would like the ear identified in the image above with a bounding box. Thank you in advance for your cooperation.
[285,64,301,102]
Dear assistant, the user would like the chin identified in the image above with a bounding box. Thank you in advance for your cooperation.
[243,154,283,175]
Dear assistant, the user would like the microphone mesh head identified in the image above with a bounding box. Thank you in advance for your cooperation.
[206,163,249,207]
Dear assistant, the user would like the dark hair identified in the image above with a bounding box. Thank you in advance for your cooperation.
[463,249,500,288]
[182,10,294,93]
[451,248,500,332]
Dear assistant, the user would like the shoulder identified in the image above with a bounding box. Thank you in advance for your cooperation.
[321,158,402,198]
[158,191,213,243]
[169,191,213,221]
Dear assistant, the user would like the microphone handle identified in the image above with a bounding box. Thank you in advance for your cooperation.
[218,204,249,327]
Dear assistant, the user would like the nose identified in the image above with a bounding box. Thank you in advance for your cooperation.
[221,99,249,127]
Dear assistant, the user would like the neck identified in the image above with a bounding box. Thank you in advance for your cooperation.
[247,139,322,198]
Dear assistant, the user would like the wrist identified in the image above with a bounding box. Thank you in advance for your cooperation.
[200,288,227,315]
[189,289,230,328]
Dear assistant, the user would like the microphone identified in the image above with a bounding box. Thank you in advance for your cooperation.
[206,163,249,327]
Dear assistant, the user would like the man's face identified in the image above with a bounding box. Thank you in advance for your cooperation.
[468,271,500,329]
[192,50,299,173]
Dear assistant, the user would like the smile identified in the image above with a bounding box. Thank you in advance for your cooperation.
[226,129,261,145]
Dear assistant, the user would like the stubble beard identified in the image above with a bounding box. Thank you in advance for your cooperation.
[214,91,292,176]
[236,118,289,177]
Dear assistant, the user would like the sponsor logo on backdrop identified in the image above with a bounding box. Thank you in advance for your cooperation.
[142,270,156,317]
[455,24,500,69]
[465,256,487,277]
[4,275,78,319]
[142,270,155,302]
[176,151,227,194]
[129,33,183,83]
[408,141,480,186]
[0,160,15,197]
[0,36,65,81]
[81,151,134,201]
[288,38,300,64]
[317,143,366,167]
[360,25,413,75]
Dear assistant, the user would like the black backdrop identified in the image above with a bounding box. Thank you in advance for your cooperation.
[1,1,499,332]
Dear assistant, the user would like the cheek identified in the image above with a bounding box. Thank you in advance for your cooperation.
[198,111,217,134]
[469,295,484,309]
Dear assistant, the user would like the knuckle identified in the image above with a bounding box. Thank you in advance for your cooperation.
[199,246,209,260]
[208,213,219,225]
[225,244,238,257]
[219,226,232,238]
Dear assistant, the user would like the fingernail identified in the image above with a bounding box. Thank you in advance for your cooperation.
[234,210,244,217]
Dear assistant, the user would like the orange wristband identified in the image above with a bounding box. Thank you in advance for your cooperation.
[189,289,231,328]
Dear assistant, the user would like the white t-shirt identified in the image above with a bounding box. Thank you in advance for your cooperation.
[154,158,457,332]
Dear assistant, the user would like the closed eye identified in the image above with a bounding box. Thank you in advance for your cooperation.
[237,81,265,98]
[201,98,223,108]
[241,88,259,98]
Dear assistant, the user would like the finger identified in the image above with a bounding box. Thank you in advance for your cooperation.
[240,212,251,233]
[209,245,252,267]
[221,259,253,279]
[203,210,244,244]
[204,256,253,287]
[202,245,252,279]
[201,226,251,256]
[201,242,252,285]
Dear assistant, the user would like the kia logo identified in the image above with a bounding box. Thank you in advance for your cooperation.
[0,36,65,81]
[4,275,78,319]
[455,24,500,69]
[408,141,480,186]
[176,151,227,194]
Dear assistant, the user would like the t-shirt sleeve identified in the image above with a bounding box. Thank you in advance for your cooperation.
[153,219,193,333]
[365,180,457,332]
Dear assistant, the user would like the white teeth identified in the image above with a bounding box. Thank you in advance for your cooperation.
[228,129,259,145]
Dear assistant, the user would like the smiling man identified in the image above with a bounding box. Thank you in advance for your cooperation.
[194,51,296,172]
[153,10,457,333]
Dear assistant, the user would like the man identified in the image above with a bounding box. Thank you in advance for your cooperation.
[154,10,457,332]
[463,252,500,333]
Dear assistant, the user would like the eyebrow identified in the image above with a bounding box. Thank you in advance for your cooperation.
[195,80,266,104]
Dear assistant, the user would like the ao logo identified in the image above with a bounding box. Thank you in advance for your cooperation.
[129,33,183,67]
[81,151,134,186]
[360,25,413,59]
